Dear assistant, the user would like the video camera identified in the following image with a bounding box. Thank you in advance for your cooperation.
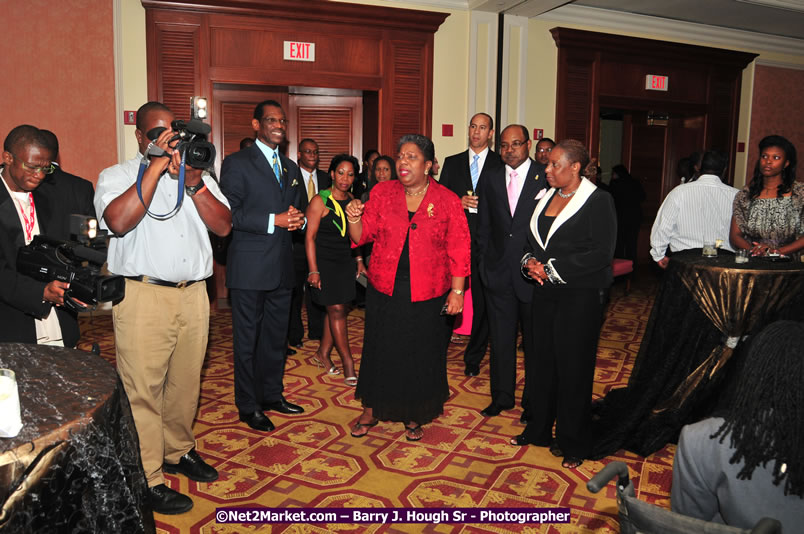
[147,119,216,169]
[16,215,125,313]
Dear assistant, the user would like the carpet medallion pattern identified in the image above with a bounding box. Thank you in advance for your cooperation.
[77,282,673,533]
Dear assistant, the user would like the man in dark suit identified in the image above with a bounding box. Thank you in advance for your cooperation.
[39,130,96,221]
[221,100,306,432]
[476,124,548,417]
[439,112,501,377]
[288,138,330,347]
[352,148,378,199]
[0,125,94,347]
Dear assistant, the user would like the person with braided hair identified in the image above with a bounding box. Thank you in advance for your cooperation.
[671,320,804,531]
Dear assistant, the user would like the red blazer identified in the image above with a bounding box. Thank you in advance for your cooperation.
[356,178,471,301]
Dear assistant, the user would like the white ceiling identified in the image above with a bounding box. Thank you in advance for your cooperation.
[420,0,804,41]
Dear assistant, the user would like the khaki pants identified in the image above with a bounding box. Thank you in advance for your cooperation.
[113,279,209,487]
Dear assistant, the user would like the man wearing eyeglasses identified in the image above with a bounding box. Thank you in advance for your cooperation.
[0,125,91,347]
[476,124,548,420]
[288,138,330,348]
[221,100,306,434]
[534,138,555,167]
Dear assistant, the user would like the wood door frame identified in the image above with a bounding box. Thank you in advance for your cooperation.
[143,0,447,157]
[552,27,756,186]
[286,94,363,166]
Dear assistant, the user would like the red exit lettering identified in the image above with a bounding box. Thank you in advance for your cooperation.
[290,42,310,59]
[284,41,315,62]
[645,74,669,91]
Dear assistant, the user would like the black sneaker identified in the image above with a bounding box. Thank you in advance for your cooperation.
[149,484,193,515]
[163,448,219,482]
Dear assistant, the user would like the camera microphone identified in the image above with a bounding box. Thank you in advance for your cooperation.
[184,119,211,136]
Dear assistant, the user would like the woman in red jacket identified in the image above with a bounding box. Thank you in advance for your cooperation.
[345,134,471,441]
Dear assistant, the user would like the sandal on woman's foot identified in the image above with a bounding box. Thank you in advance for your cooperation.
[562,456,583,469]
[312,354,340,375]
[404,424,423,442]
[549,440,563,457]
[509,434,533,447]
[350,419,378,438]
[344,376,358,387]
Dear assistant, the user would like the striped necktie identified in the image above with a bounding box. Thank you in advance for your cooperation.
[470,153,480,190]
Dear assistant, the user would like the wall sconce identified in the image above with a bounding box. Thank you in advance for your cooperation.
[191,96,208,120]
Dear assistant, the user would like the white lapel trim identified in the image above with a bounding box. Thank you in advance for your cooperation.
[529,178,597,251]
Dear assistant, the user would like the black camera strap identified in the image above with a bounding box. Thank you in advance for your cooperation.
[135,150,186,219]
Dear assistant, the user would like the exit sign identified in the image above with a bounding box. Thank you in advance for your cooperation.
[645,74,669,91]
[284,41,315,62]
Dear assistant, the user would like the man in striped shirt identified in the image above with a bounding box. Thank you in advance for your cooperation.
[650,150,738,268]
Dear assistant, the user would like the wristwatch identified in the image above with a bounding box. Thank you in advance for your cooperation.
[185,181,205,196]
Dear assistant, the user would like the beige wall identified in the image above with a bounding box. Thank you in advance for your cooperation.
[119,0,149,160]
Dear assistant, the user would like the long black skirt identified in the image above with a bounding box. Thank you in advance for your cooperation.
[355,279,452,425]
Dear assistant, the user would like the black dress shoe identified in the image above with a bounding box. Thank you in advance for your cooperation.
[239,411,275,431]
[149,483,193,515]
[464,363,480,377]
[163,448,219,482]
[263,398,304,414]
[286,347,297,355]
[480,402,514,417]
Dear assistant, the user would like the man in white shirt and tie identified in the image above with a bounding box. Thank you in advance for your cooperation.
[288,138,330,348]
[476,124,549,419]
[439,113,502,378]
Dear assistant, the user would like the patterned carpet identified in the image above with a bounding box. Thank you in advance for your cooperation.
[76,276,674,533]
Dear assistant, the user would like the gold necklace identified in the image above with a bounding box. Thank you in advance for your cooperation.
[405,182,429,197]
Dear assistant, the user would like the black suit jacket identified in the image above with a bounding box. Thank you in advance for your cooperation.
[526,180,616,288]
[439,149,502,240]
[476,158,548,302]
[221,143,302,291]
[293,168,331,265]
[0,168,95,347]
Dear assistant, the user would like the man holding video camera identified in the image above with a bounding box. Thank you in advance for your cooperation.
[95,102,231,515]
[0,125,94,347]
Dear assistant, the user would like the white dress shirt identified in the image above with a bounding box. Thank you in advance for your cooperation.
[650,174,739,261]
[300,167,318,195]
[1,171,63,345]
[469,146,490,180]
[95,153,229,281]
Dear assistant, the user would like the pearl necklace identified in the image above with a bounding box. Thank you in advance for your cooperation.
[557,187,578,199]
[405,182,429,197]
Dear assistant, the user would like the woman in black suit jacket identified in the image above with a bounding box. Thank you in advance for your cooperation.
[511,139,616,469]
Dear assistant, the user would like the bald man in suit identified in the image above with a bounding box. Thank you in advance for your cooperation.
[439,112,501,378]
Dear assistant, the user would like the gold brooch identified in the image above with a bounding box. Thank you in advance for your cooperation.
[290,179,299,187]
[427,203,434,218]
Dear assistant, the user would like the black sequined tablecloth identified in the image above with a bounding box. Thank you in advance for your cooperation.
[0,343,154,533]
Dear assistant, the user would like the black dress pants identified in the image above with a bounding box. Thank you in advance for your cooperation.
[522,285,607,458]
